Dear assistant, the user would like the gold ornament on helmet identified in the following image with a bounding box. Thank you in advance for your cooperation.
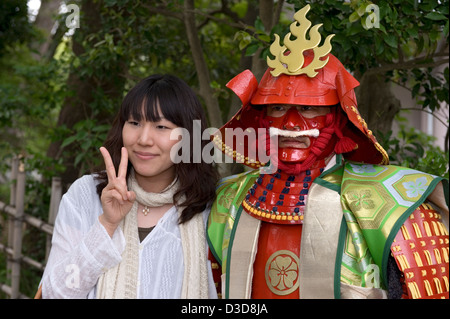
[267,4,335,78]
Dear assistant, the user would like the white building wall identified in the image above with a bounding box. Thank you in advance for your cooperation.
[391,76,448,151]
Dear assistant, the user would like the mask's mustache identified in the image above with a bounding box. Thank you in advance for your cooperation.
[269,127,320,138]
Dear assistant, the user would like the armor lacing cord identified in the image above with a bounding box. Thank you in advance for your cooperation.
[333,108,358,155]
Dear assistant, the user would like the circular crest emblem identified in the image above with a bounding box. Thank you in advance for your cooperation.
[265,250,300,295]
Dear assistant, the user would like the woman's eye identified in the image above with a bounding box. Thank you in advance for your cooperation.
[128,120,140,126]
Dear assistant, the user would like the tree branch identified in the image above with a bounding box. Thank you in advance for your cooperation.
[365,55,449,76]
[400,108,449,128]
[192,8,251,31]
[196,0,242,30]
[141,4,183,20]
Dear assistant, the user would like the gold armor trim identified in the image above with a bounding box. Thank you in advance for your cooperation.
[243,197,304,223]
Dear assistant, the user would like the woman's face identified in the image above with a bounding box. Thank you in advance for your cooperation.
[122,104,180,186]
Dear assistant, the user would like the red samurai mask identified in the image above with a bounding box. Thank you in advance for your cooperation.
[212,5,388,174]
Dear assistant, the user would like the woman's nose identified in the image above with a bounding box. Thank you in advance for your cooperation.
[137,124,154,145]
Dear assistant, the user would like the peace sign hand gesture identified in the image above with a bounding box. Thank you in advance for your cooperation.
[98,146,136,237]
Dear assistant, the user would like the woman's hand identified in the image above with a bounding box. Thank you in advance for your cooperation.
[98,146,136,237]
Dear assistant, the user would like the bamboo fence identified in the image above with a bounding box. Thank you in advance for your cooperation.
[0,157,62,299]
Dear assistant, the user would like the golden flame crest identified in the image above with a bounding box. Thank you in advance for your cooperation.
[267,5,334,78]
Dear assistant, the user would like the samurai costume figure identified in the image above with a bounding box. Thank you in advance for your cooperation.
[207,5,449,299]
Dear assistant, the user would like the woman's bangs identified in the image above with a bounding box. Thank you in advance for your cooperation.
[150,86,183,126]
[121,75,185,126]
[121,94,161,123]
[142,95,163,122]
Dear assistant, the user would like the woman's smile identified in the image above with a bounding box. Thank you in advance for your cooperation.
[133,150,159,160]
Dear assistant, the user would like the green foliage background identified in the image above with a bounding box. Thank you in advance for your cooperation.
[0,0,448,298]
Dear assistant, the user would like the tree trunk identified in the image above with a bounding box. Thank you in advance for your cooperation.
[355,73,401,136]
[31,0,61,59]
[251,0,284,81]
[183,0,223,129]
[226,2,258,120]
[46,0,128,189]
[226,0,284,123]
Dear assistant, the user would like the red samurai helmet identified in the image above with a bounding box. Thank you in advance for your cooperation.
[212,5,388,173]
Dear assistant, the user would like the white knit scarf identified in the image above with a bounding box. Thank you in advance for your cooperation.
[97,170,209,299]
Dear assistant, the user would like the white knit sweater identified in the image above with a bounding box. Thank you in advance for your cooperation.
[40,174,217,299]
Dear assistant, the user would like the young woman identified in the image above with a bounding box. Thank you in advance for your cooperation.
[40,74,219,298]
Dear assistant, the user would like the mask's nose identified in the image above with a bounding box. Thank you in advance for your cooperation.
[282,107,309,131]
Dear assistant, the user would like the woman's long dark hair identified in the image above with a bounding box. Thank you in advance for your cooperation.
[95,74,219,224]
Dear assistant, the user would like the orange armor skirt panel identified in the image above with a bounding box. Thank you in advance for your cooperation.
[391,203,449,299]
